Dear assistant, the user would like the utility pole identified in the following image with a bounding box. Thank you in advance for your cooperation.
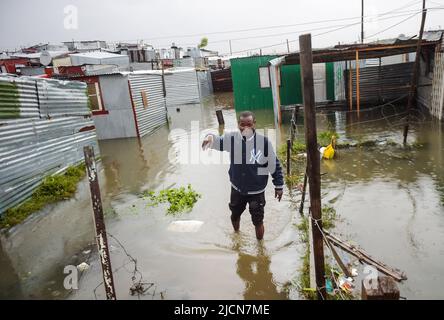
[229,40,232,55]
[84,146,117,300]
[286,39,290,53]
[299,33,326,300]
[403,0,427,144]
[361,0,365,43]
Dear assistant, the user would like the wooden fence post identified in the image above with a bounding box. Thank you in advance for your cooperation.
[299,33,326,300]
[84,146,117,300]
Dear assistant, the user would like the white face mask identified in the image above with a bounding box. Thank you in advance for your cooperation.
[241,127,254,138]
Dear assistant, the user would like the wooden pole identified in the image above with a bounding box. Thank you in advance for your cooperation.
[216,109,225,125]
[299,169,308,215]
[287,39,290,53]
[361,0,365,44]
[356,50,360,116]
[161,60,166,97]
[84,146,117,300]
[349,61,353,111]
[403,2,427,144]
[324,230,407,281]
[299,33,326,300]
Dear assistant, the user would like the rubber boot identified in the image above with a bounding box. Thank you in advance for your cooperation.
[255,224,264,240]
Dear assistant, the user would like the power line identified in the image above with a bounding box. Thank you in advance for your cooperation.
[134,5,423,42]
[223,4,444,56]
[221,9,428,56]
[365,11,421,39]
[115,1,425,44]
[159,9,427,48]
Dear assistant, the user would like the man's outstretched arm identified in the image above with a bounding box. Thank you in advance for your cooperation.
[202,133,231,152]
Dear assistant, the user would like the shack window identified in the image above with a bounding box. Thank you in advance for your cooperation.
[87,82,103,111]
[259,67,270,88]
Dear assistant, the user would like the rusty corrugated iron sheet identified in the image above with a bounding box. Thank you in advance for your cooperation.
[347,62,414,103]
[211,68,233,92]
[0,75,99,215]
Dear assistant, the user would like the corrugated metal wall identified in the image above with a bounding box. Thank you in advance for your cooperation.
[279,64,302,107]
[334,61,346,101]
[196,70,213,98]
[0,75,99,214]
[164,68,200,106]
[128,73,168,137]
[94,74,137,140]
[430,42,444,120]
[173,57,195,68]
[347,62,414,103]
[37,78,90,117]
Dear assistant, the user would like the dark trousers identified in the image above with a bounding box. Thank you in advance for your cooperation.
[229,187,266,226]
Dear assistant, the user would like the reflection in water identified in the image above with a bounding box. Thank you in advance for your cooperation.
[99,126,174,197]
[232,238,287,300]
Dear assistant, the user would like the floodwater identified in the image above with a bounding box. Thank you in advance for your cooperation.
[0,93,443,300]
[315,106,444,299]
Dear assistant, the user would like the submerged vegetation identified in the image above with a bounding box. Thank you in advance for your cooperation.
[0,164,86,229]
[142,184,201,215]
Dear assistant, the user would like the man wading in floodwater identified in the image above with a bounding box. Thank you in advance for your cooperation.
[202,111,284,240]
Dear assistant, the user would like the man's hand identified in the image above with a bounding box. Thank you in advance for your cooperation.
[202,135,214,151]
[275,189,283,202]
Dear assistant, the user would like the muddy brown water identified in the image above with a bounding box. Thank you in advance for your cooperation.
[1,93,443,299]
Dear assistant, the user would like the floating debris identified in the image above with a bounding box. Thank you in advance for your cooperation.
[77,262,90,272]
[167,220,204,233]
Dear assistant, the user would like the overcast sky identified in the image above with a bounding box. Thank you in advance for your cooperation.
[1,0,443,54]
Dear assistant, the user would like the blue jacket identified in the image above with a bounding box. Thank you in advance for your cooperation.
[209,131,284,195]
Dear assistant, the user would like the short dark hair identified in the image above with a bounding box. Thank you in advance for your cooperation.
[239,111,256,122]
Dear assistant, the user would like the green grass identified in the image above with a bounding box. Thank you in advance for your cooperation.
[317,131,339,147]
[295,215,317,300]
[295,205,339,300]
[142,184,201,215]
[321,205,337,229]
[277,139,307,189]
[0,163,86,229]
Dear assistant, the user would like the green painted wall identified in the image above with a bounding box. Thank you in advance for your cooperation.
[231,55,276,110]
[0,81,20,119]
[231,55,335,110]
[325,62,335,101]
[279,64,302,106]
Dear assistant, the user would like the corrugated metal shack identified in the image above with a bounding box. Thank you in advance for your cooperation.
[163,67,202,106]
[55,67,168,140]
[0,75,99,214]
[230,55,335,111]
[266,31,444,122]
